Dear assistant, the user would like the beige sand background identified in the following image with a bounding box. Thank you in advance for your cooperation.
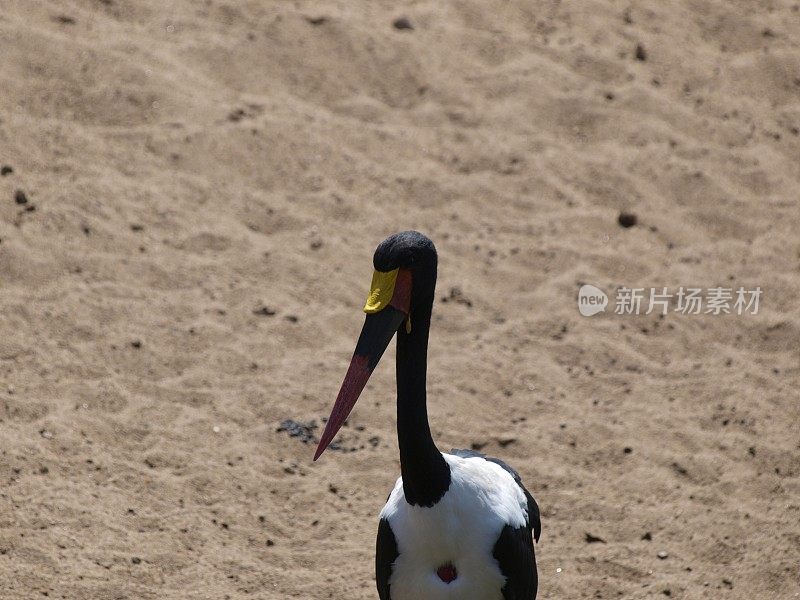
[1,1,799,598]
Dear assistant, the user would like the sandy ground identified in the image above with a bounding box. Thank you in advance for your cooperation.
[1,1,799,598]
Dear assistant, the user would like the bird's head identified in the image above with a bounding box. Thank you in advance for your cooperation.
[313,231,437,460]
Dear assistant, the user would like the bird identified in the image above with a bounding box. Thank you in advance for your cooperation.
[314,231,541,600]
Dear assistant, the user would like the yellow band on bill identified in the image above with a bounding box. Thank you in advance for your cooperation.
[363,268,399,313]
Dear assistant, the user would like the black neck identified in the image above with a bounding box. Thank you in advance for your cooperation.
[395,289,451,507]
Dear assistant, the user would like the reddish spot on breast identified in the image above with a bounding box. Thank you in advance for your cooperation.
[436,563,457,583]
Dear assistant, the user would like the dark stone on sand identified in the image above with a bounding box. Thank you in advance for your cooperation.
[131,340,142,349]
[14,190,28,204]
[277,418,344,451]
[642,532,652,541]
[0,166,12,176]
[618,212,637,228]
[305,16,327,26]
[585,532,606,543]
[253,306,276,316]
[635,43,647,61]
[277,419,318,444]
[393,17,414,30]
[671,462,688,476]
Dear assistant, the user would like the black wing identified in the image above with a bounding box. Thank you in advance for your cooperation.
[375,517,399,600]
[451,448,540,599]
[493,523,539,599]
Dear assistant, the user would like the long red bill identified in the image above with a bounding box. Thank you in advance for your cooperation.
[314,307,406,460]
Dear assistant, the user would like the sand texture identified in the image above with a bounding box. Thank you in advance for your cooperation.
[1,1,799,598]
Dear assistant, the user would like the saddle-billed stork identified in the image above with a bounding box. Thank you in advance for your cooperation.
[314,231,541,599]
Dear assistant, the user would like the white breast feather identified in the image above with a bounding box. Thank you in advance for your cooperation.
[380,453,528,600]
